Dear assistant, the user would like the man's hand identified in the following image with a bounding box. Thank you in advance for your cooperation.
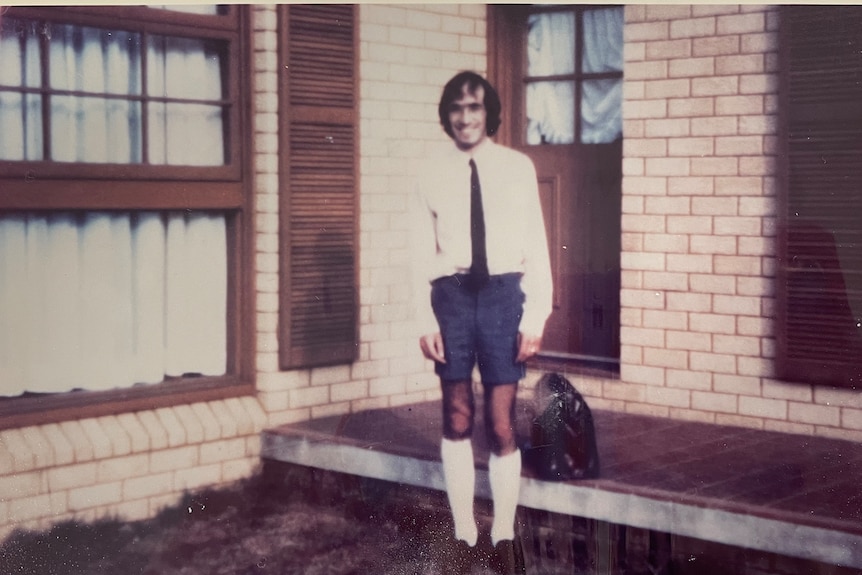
[419,332,446,363]
[516,332,542,363]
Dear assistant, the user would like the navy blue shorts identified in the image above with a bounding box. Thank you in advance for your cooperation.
[431,273,526,386]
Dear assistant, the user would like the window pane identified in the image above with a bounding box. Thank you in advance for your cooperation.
[51,96,142,163]
[527,11,575,77]
[526,81,575,145]
[147,36,225,100]
[0,92,43,161]
[583,7,624,74]
[149,103,225,166]
[581,78,622,144]
[49,24,142,95]
[0,18,42,88]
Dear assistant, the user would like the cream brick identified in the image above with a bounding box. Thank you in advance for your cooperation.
[644,118,690,138]
[737,276,772,296]
[155,407,186,448]
[646,39,692,60]
[20,426,55,469]
[666,291,712,312]
[137,411,170,451]
[620,288,666,310]
[150,445,199,474]
[643,271,688,291]
[68,481,123,511]
[737,316,772,337]
[691,76,739,97]
[621,214,666,233]
[620,326,666,347]
[621,344,643,364]
[189,403,223,442]
[628,403,670,418]
[643,310,688,330]
[625,137,668,157]
[174,463,223,492]
[290,386,330,409]
[714,334,760,357]
[170,405,205,445]
[78,419,113,460]
[622,176,668,196]
[667,215,713,235]
[692,36,739,57]
[644,347,688,369]
[47,461,97,492]
[646,385,691,408]
[224,397,256,436]
[690,117,738,137]
[604,379,649,402]
[623,158,645,177]
[670,17,716,39]
[626,21,670,42]
[692,391,737,413]
[0,470,44,499]
[98,416,133,458]
[714,216,761,236]
[645,197,691,215]
[331,380,370,403]
[713,294,761,316]
[98,454,149,483]
[737,357,774,378]
[689,274,735,295]
[690,313,735,335]
[692,5,739,17]
[666,254,713,274]
[313,402,352,420]
[715,413,764,430]
[239,396,268,432]
[668,139,714,158]
[626,57,671,79]
[622,233,644,253]
[222,458,258,484]
[712,374,759,396]
[739,115,777,136]
[115,413,150,453]
[8,493,61,523]
[690,352,736,374]
[40,424,75,467]
[692,197,737,216]
[789,402,841,427]
[210,401,240,438]
[370,375,408,397]
[741,32,779,55]
[644,79,690,99]
[841,409,862,431]
[716,13,765,35]
[667,369,712,391]
[645,5,692,21]
[0,430,35,473]
[690,235,736,255]
[622,251,667,270]
[714,255,761,276]
[200,438,247,465]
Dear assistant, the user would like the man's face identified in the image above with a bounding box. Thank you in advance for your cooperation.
[448,85,487,151]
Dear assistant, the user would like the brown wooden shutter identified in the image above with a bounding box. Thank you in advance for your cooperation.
[278,5,358,368]
[778,6,862,387]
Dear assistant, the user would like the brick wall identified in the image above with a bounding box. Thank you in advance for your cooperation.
[614,4,862,442]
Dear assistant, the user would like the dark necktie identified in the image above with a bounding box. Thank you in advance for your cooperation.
[468,158,489,290]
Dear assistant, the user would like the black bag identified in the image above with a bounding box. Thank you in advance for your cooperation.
[524,372,600,481]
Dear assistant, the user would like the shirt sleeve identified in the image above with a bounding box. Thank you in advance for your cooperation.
[517,156,554,338]
[409,170,440,336]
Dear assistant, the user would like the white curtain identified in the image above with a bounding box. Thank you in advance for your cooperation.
[0,18,228,396]
[525,7,624,145]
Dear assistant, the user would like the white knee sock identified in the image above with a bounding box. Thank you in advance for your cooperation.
[441,437,478,546]
[489,449,522,545]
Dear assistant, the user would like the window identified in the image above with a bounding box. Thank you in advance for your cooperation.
[778,6,862,387]
[524,6,623,146]
[0,6,252,426]
[277,5,358,369]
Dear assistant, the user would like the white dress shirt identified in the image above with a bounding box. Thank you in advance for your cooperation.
[411,140,553,338]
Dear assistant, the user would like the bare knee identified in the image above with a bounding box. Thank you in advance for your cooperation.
[442,381,475,440]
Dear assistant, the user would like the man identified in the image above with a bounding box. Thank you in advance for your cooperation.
[411,71,553,575]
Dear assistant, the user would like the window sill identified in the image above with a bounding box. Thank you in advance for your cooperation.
[0,375,254,431]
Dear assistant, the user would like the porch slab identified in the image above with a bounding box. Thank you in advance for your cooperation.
[260,400,862,569]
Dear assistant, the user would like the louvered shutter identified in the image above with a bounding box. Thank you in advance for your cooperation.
[278,5,358,368]
[779,6,862,387]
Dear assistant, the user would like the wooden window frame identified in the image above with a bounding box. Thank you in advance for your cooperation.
[277,5,359,369]
[0,5,255,430]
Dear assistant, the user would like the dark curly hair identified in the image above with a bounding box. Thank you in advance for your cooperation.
[438,71,502,139]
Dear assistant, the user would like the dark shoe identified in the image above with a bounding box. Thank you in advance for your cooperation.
[443,538,476,575]
[489,537,526,575]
